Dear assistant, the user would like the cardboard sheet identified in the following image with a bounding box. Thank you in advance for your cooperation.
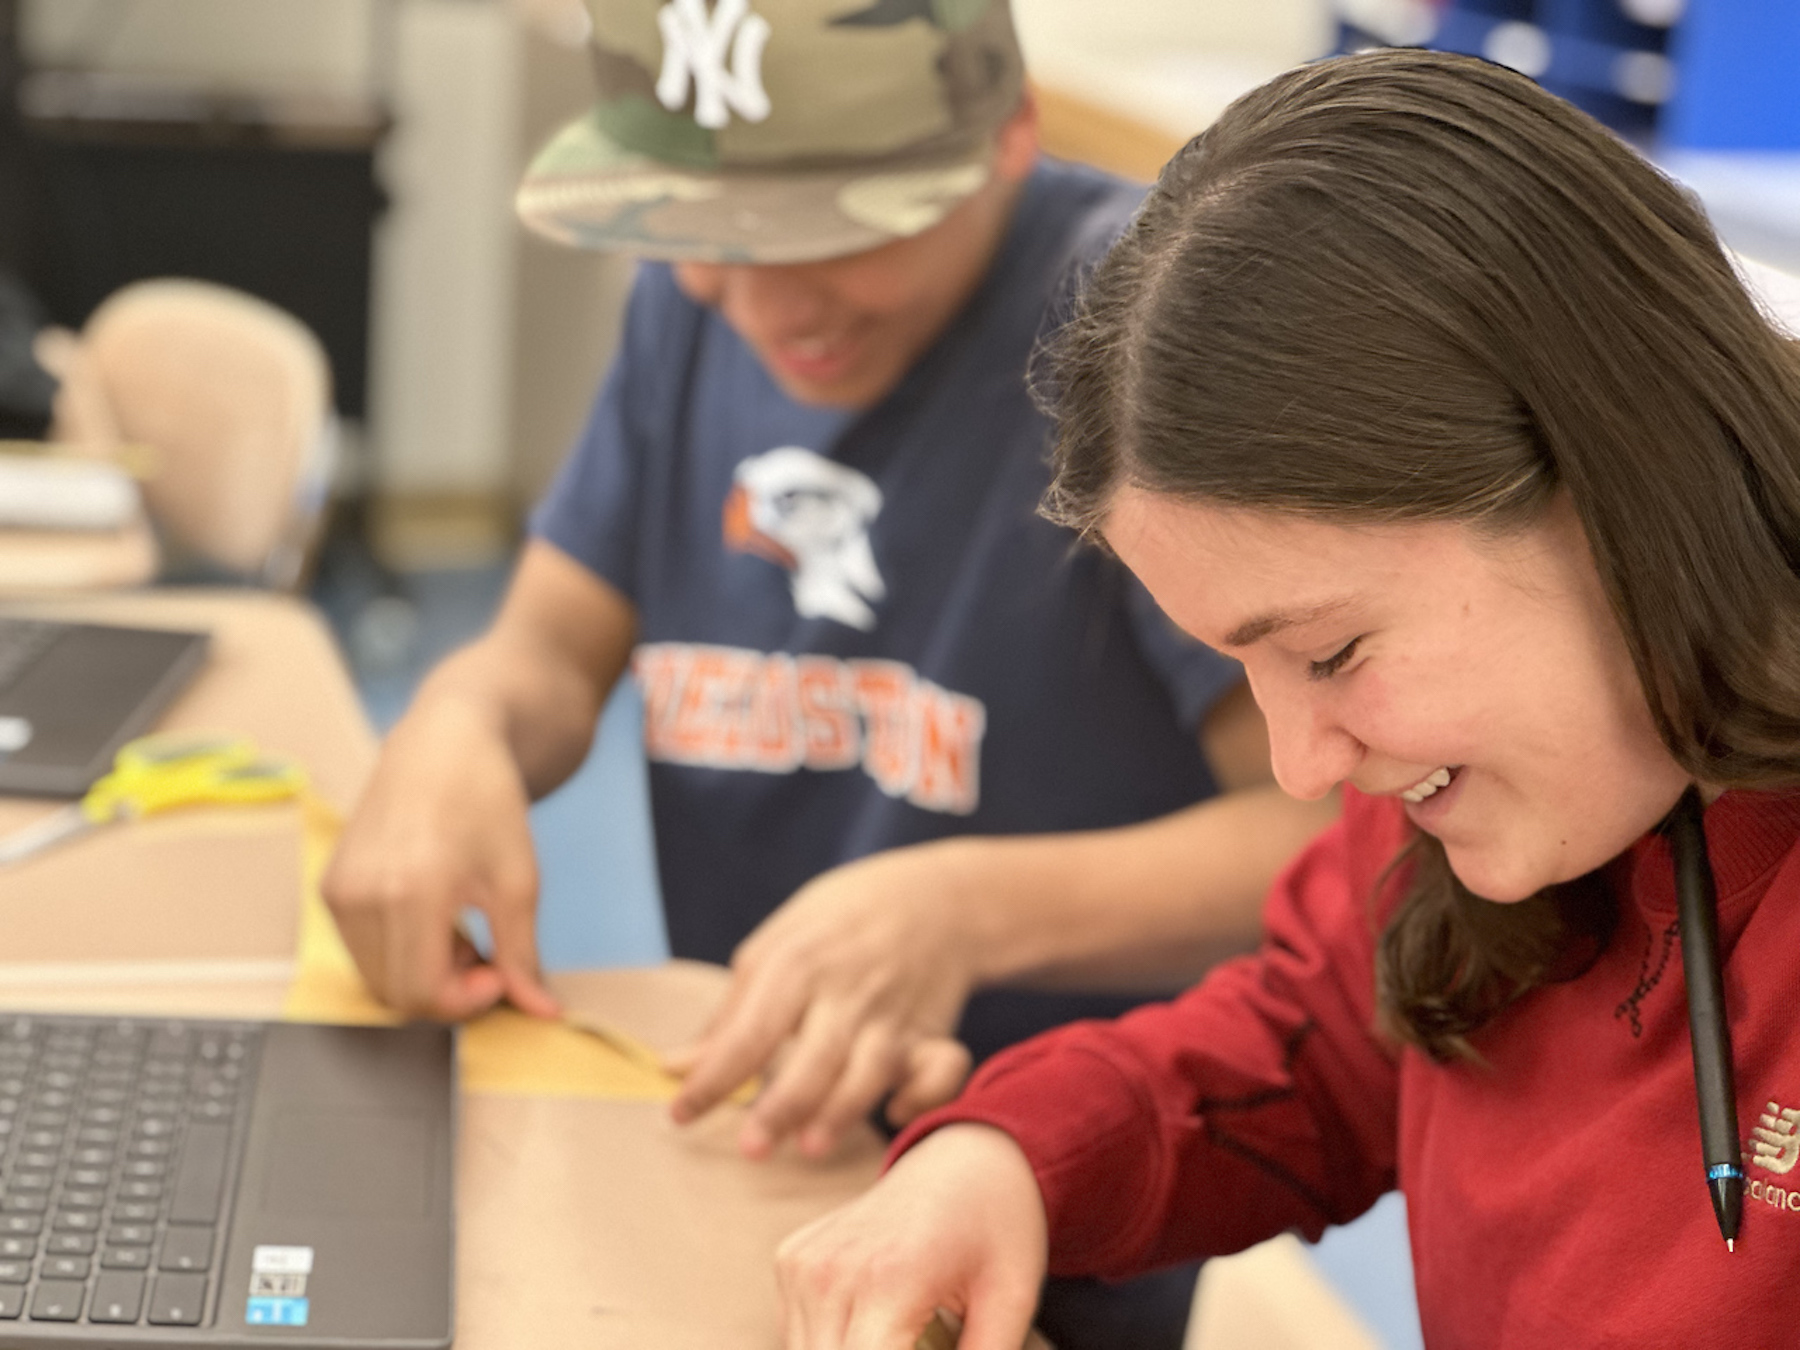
[456,1087,886,1350]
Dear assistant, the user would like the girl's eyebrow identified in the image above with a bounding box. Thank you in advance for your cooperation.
[1224,599,1353,649]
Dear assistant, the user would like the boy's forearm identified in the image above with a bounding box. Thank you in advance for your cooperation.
[401,635,608,799]
[943,787,1340,992]
[393,540,638,801]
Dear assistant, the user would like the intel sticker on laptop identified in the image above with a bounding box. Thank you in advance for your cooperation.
[246,1297,309,1327]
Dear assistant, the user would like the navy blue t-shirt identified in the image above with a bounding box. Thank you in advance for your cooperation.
[532,160,1242,1064]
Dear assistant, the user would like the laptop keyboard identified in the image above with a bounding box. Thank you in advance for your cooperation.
[0,1015,261,1329]
[0,621,59,694]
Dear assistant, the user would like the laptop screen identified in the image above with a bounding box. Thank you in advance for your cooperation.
[0,620,209,797]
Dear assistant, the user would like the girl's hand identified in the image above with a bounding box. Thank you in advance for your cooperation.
[776,1124,1048,1350]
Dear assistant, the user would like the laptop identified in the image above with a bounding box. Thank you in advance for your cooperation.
[0,619,210,797]
[0,1013,456,1347]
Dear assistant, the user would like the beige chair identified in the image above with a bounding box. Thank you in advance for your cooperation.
[35,279,338,591]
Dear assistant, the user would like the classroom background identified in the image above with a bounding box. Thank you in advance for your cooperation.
[0,2,1793,1345]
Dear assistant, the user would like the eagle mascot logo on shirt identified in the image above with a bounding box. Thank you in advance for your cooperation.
[723,446,887,631]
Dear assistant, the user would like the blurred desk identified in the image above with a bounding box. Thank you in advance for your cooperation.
[0,513,158,594]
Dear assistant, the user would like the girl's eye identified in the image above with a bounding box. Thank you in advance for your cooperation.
[1307,637,1362,682]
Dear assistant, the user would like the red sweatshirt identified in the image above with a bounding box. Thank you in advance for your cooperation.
[898,787,1800,1349]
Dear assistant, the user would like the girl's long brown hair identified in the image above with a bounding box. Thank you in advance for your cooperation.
[1041,48,1800,1060]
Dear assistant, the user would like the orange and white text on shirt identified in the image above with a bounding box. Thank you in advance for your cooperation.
[633,642,986,815]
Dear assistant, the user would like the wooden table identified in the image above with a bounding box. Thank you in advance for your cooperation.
[0,589,893,1348]
[0,514,158,596]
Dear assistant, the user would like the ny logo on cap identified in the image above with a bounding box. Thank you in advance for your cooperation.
[656,0,773,130]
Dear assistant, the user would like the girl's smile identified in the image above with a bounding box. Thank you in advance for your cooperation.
[1103,488,1692,902]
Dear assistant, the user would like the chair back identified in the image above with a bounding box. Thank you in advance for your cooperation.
[44,279,336,589]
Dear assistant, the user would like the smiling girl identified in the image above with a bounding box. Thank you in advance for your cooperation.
[773,47,1800,1350]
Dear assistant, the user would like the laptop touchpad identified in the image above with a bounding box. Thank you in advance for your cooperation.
[260,1113,431,1218]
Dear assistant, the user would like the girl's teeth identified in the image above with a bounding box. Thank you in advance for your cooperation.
[1401,767,1455,804]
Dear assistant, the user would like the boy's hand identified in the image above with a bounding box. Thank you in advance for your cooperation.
[776,1124,1046,1350]
[667,842,981,1159]
[322,698,560,1022]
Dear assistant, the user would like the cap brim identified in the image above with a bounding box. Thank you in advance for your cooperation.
[516,106,995,264]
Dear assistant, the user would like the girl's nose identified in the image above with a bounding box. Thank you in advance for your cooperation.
[1259,682,1363,802]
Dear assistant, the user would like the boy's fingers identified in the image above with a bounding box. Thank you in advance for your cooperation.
[390,899,452,1017]
[662,977,751,1084]
[484,896,559,1019]
[885,1039,973,1127]
[661,1042,700,1076]
[672,977,805,1123]
[323,903,387,999]
[500,965,562,1020]
[429,963,508,1022]
[451,927,486,969]
[411,900,505,1020]
[739,1002,863,1156]
[800,1028,907,1158]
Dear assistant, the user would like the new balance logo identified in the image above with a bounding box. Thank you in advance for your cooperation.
[656,0,773,130]
[1750,1100,1800,1176]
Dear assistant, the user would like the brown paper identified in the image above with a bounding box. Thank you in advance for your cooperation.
[455,965,888,1349]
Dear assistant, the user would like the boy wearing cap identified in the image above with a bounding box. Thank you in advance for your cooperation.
[325,1,1334,1343]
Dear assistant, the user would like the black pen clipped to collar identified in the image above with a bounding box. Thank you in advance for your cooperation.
[1666,785,1744,1250]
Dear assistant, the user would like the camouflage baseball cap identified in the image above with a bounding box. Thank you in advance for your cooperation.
[516,0,1026,263]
